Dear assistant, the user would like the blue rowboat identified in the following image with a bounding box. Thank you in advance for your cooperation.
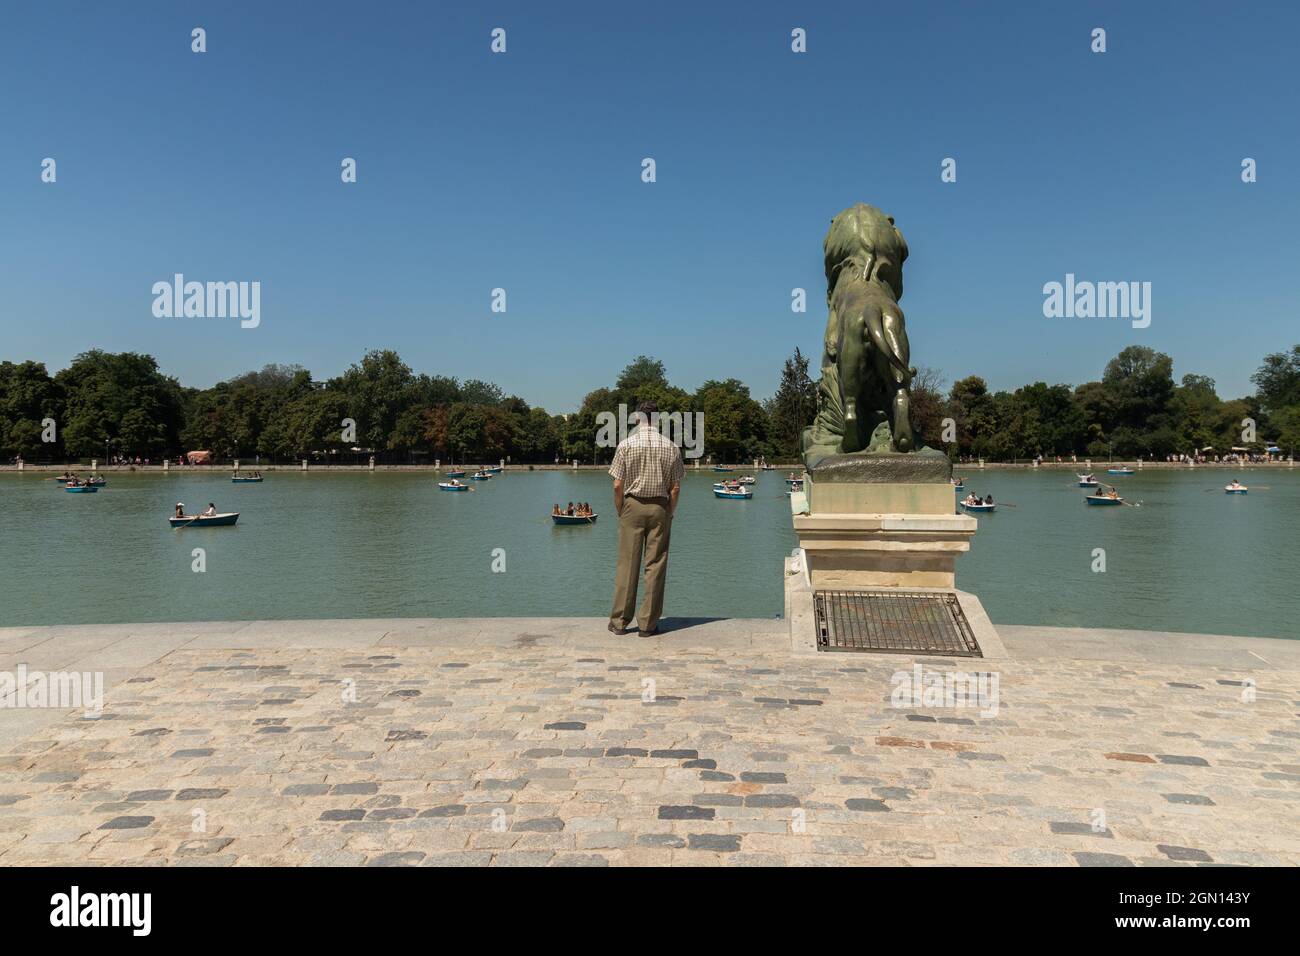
[1077,475,1099,487]
[231,476,263,483]
[86,476,106,486]
[445,470,465,478]
[486,467,503,474]
[1107,468,1134,475]
[1224,486,1248,494]
[552,513,597,525]
[961,501,995,512]
[169,512,239,527]
[714,487,751,499]
[64,484,98,493]
[438,482,470,491]
[1085,494,1124,506]
[952,483,964,491]
[713,466,733,472]
[469,472,492,480]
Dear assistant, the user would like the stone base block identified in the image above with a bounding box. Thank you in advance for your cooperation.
[792,512,976,589]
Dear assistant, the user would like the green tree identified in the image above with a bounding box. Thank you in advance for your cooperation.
[766,347,817,461]
[616,356,669,395]
[1100,346,1176,455]
[0,360,62,459]
[1014,382,1086,456]
[695,378,768,462]
[328,350,417,450]
[55,350,184,459]
[1251,345,1300,412]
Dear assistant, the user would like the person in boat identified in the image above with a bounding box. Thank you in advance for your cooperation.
[1106,488,1119,499]
[174,503,186,518]
[202,503,217,517]
[985,494,994,505]
[552,503,561,515]
[567,501,575,516]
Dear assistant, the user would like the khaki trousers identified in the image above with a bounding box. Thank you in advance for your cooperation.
[609,495,672,631]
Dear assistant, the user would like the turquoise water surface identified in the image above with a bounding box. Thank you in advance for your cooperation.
[2,469,1296,639]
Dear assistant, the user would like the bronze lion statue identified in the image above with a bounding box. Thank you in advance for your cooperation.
[802,203,917,463]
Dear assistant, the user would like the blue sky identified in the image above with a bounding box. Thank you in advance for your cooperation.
[2,1,1296,409]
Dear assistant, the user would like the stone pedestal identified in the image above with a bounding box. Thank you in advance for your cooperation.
[796,451,971,587]
[794,511,976,589]
[787,452,1003,657]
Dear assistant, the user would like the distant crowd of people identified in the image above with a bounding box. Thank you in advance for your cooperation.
[1165,452,1279,464]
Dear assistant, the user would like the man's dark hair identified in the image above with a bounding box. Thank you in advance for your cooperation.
[635,400,658,417]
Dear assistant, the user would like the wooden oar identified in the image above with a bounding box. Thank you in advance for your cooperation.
[173,514,200,529]
[1094,483,1140,507]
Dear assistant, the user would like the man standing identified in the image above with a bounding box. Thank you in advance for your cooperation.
[608,401,684,636]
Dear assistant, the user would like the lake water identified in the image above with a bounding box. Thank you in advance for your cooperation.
[2,468,1297,639]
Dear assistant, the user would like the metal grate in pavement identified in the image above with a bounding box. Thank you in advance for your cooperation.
[813,589,981,657]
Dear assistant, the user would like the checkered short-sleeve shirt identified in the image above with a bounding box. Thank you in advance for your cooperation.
[609,426,685,498]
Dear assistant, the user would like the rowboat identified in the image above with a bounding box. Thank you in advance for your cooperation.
[552,513,598,525]
[169,512,239,527]
[86,476,106,487]
[1077,475,1099,487]
[486,467,503,474]
[438,482,470,491]
[785,477,804,486]
[469,472,492,480]
[1107,467,1134,475]
[64,484,98,493]
[714,486,752,499]
[445,470,465,478]
[712,466,733,472]
[960,501,995,512]
[952,483,964,491]
[1224,485,1248,494]
[1085,494,1124,506]
[738,476,756,484]
[761,465,775,471]
[231,476,263,483]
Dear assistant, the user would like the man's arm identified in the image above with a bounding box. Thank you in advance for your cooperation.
[669,447,684,517]
[613,477,625,516]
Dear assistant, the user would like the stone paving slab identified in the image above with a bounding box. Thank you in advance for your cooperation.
[1,618,1296,866]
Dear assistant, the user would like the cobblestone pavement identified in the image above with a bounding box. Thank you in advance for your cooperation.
[1,622,1297,866]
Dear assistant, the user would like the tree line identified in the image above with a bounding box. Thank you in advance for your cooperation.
[901,345,1300,460]
[2,344,1297,464]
